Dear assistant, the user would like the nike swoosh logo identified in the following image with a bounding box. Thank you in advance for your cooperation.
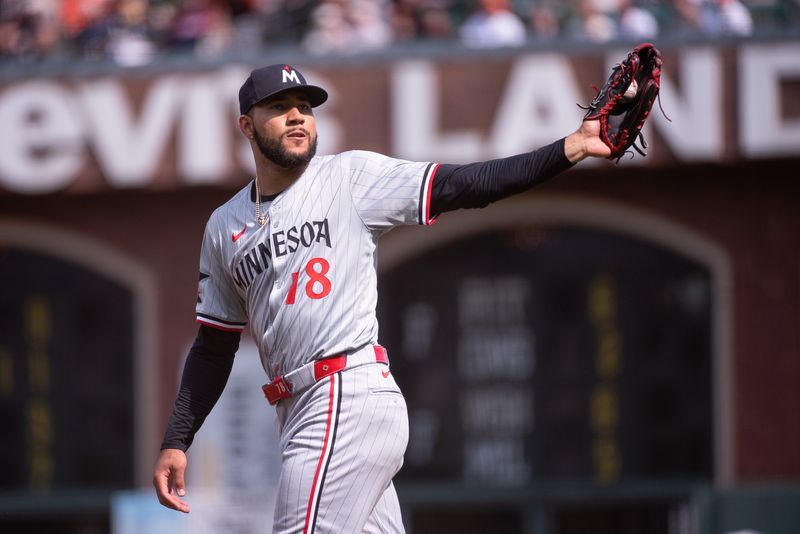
[381,370,391,378]
[231,226,247,242]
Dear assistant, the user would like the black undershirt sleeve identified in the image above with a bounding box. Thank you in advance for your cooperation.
[429,137,574,215]
[160,325,241,452]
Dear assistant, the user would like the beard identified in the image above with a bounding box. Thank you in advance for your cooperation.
[253,128,318,169]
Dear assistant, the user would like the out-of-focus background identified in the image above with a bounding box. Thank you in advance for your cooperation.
[0,0,798,533]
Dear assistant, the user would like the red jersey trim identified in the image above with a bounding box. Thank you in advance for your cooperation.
[196,317,246,332]
[419,162,440,226]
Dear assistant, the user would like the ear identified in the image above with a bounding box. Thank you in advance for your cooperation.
[238,115,254,139]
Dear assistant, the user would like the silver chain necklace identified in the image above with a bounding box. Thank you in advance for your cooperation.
[254,178,268,226]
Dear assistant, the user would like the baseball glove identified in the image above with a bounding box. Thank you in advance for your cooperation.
[582,43,664,162]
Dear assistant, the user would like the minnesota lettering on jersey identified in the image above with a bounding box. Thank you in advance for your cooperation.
[233,218,332,290]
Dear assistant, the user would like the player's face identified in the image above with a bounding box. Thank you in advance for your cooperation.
[250,92,318,169]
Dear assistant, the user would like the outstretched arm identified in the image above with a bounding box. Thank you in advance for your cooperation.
[153,325,241,512]
[429,119,610,215]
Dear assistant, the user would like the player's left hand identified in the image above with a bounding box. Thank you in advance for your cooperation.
[565,119,612,163]
[578,119,614,159]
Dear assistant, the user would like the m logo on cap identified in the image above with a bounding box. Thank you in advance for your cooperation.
[282,66,300,84]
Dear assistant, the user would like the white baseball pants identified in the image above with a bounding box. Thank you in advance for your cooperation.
[273,357,409,533]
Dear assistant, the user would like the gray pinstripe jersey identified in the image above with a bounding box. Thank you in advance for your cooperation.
[196,150,438,379]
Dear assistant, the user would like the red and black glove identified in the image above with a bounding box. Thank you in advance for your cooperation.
[583,43,664,161]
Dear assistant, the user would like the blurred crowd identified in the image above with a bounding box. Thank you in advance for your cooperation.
[0,0,798,64]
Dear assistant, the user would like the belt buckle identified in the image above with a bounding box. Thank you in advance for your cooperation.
[313,354,347,381]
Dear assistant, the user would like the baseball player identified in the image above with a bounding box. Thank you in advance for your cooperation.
[153,63,612,533]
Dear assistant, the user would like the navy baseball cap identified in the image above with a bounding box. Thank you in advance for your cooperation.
[239,64,328,114]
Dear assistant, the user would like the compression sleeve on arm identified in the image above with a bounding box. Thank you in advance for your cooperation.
[160,325,241,451]
[430,137,574,215]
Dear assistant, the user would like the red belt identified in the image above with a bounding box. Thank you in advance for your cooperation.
[262,344,389,405]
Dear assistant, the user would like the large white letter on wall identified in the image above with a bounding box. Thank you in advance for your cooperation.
[179,75,230,184]
[0,82,84,193]
[79,77,179,187]
[740,43,800,158]
[639,47,723,161]
[490,54,584,157]
[392,61,482,163]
